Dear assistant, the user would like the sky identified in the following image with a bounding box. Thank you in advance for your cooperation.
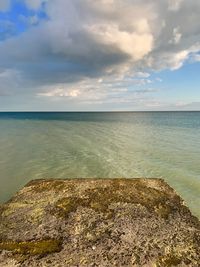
[0,0,200,111]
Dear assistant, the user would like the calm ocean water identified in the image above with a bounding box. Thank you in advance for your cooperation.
[0,112,200,217]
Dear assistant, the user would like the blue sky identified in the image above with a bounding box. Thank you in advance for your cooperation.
[0,1,46,38]
[0,0,200,111]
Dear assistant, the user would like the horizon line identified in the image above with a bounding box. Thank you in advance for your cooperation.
[0,110,200,113]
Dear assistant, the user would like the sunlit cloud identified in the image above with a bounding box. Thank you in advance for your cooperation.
[0,0,200,110]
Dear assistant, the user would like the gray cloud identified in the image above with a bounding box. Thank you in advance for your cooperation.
[0,0,200,105]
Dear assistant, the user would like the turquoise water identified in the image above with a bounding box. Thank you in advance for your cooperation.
[0,112,200,218]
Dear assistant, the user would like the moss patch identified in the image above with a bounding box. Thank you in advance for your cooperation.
[0,239,62,256]
[1,203,28,217]
[26,180,74,194]
[52,180,177,219]
[156,253,182,266]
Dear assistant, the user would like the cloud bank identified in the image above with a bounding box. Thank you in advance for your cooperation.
[0,0,200,109]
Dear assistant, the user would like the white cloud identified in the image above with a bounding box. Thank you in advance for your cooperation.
[135,72,151,78]
[39,88,81,98]
[192,54,200,62]
[176,102,200,110]
[170,45,200,70]
[2,0,200,73]
[24,0,46,10]
[149,44,200,71]
[168,0,184,11]
[0,0,200,107]
[0,0,10,12]
[37,73,158,107]
[169,27,182,44]
[86,23,154,61]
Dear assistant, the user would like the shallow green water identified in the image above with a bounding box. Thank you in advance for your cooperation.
[0,112,199,218]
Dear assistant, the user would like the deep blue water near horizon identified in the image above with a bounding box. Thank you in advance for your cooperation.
[0,111,200,217]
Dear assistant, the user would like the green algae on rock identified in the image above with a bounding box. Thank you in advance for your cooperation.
[0,178,199,266]
[0,239,62,256]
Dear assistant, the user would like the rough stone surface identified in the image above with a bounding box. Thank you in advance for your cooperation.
[0,178,199,266]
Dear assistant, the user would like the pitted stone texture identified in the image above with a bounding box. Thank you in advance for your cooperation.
[0,178,199,266]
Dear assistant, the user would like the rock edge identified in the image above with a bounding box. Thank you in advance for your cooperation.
[0,178,199,266]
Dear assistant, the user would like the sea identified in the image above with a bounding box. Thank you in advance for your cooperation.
[0,112,199,218]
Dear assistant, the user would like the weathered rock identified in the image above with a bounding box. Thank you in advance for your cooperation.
[0,178,199,266]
